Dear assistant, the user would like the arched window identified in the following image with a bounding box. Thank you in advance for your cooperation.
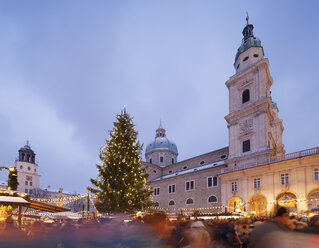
[208,195,218,203]
[155,202,159,207]
[149,158,152,164]
[27,154,30,162]
[186,198,194,205]
[172,158,175,164]
[168,200,175,206]
[242,89,250,103]
[22,153,25,161]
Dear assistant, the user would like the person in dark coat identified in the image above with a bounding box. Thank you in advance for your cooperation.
[303,215,319,234]
[249,207,291,248]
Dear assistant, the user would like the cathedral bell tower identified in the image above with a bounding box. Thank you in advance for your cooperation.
[225,16,285,169]
[16,141,40,194]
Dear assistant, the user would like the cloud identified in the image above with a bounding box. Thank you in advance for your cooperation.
[0,83,93,192]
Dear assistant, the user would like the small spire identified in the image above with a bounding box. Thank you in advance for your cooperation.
[25,140,30,148]
[123,105,126,113]
[159,119,163,128]
[246,12,249,25]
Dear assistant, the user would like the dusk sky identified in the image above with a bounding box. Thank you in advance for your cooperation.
[0,1,318,193]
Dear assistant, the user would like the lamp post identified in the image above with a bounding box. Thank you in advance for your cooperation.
[86,187,90,219]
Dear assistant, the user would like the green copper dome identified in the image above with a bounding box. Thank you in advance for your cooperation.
[235,23,263,62]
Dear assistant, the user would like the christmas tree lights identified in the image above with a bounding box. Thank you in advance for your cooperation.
[89,109,153,213]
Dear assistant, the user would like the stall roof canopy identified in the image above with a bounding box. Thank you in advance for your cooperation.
[0,196,29,204]
[0,196,69,213]
[29,200,69,213]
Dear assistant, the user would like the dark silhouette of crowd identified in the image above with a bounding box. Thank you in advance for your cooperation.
[0,208,319,247]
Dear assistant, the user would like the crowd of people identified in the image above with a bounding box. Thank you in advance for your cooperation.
[0,207,319,247]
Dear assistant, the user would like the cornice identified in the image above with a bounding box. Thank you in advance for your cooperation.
[226,58,269,88]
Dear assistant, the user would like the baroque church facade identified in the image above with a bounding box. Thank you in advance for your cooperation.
[143,19,319,216]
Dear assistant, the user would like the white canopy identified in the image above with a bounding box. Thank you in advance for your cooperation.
[0,196,29,204]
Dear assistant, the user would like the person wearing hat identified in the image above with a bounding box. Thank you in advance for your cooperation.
[249,207,291,248]
[303,215,319,234]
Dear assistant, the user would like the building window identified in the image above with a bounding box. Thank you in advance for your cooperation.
[243,56,249,62]
[28,166,31,171]
[30,182,33,186]
[281,173,289,185]
[20,165,23,169]
[168,200,175,206]
[169,170,172,174]
[200,161,205,165]
[186,180,195,191]
[172,158,174,164]
[154,187,160,196]
[25,189,28,193]
[208,176,218,187]
[208,195,218,203]
[149,158,152,164]
[183,166,187,170]
[29,189,32,194]
[254,178,261,189]
[34,168,36,172]
[242,89,250,103]
[314,168,319,181]
[155,202,159,207]
[25,181,28,186]
[168,184,176,194]
[186,198,194,205]
[153,170,157,173]
[231,182,237,192]
[243,140,250,153]
[160,157,163,163]
[220,155,227,160]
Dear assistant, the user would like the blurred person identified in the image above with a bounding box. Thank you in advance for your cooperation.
[249,207,291,248]
[182,221,212,248]
[142,212,175,247]
[303,215,319,234]
[0,216,27,247]
[218,222,242,248]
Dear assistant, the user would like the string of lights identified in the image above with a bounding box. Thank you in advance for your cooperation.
[147,197,319,212]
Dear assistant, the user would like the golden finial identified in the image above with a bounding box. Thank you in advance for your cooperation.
[246,12,249,25]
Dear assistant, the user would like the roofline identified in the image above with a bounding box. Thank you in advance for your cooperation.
[150,162,227,183]
[163,146,229,168]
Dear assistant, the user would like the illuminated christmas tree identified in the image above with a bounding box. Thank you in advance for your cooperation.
[89,109,153,213]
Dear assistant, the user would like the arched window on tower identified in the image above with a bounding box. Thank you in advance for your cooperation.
[22,153,25,161]
[27,154,30,162]
[242,89,250,103]
[169,200,175,206]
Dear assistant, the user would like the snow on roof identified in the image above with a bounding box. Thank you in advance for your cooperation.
[151,160,225,182]
[0,196,29,204]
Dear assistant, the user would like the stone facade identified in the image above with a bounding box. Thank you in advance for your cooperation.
[144,20,319,216]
